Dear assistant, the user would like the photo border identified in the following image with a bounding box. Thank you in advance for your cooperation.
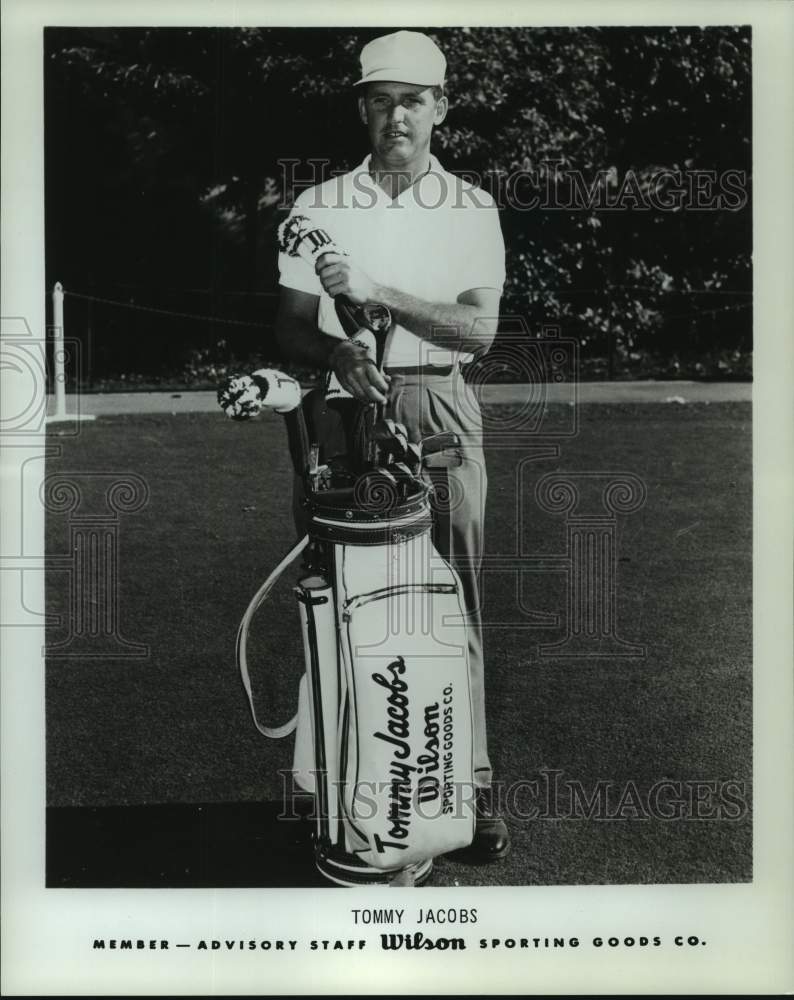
[2,0,792,994]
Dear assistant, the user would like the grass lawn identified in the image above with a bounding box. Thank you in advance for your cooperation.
[45,401,752,886]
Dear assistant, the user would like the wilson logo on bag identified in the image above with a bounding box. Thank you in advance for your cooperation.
[333,536,476,869]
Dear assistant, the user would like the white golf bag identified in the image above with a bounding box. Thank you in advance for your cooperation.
[220,367,476,886]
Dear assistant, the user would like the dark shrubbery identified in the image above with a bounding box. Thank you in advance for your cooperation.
[46,26,751,386]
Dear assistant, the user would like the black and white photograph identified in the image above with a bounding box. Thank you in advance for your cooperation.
[1,1,792,995]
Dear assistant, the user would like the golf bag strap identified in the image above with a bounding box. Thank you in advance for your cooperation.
[236,534,309,739]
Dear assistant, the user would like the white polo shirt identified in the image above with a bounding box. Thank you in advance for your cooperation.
[277,154,506,369]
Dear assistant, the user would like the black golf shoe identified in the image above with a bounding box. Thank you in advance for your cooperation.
[470,787,510,861]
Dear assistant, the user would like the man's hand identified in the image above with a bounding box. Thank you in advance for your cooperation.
[329,339,390,404]
[316,252,377,305]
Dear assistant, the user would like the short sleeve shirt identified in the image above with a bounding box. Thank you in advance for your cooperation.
[277,154,506,368]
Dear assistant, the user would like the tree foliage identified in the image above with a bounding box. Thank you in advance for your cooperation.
[45,26,751,382]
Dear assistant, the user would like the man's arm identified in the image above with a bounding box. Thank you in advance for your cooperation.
[275,287,334,369]
[315,254,500,356]
[275,285,390,403]
[375,285,500,356]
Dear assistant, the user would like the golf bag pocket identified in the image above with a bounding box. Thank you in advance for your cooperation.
[292,674,315,793]
[336,540,476,869]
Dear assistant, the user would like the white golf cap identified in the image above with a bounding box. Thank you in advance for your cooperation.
[355,30,446,87]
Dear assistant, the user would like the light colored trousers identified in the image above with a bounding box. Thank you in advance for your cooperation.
[387,370,491,789]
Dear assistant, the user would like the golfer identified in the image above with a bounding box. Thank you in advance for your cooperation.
[276,30,509,862]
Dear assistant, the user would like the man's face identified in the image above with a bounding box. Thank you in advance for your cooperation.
[358,81,448,165]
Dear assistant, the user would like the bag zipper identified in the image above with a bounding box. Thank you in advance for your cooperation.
[342,583,457,621]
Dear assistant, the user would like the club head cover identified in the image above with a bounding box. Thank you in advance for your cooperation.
[217,372,264,420]
[277,212,344,266]
[217,369,302,419]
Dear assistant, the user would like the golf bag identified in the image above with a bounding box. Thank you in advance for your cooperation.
[219,371,477,886]
[218,209,476,885]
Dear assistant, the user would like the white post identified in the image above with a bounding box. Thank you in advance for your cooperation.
[47,281,95,423]
[52,282,67,419]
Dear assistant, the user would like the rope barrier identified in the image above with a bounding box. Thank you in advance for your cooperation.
[63,290,266,328]
[104,284,279,297]
[63,285,752,329]
[70,286,753,304]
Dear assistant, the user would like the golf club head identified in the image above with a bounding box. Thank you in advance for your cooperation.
[389,432,409,460]
[421,430,463,469]
[389,462,416,485]
[359,302,392,334]
[353,468,401,514]
[371,418,398,441]
[404,442,423,470]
